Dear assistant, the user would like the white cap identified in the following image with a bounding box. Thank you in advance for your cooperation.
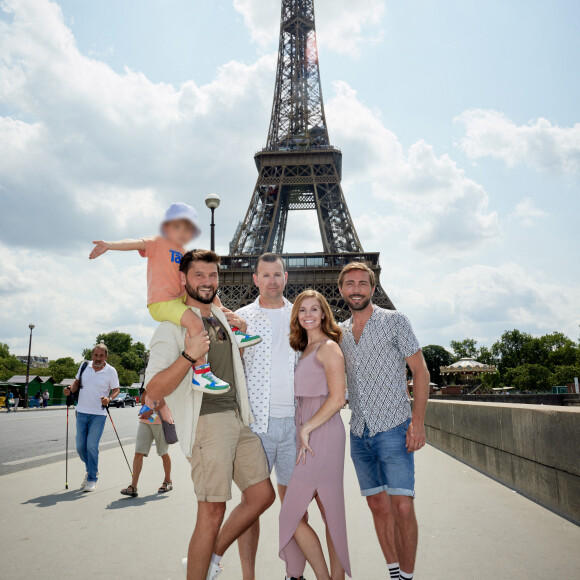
[161,202,201,237]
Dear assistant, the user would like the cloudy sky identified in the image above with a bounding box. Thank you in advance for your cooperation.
[0,0,578,361]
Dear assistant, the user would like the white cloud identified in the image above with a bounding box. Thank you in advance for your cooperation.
[0,0,276,251]
[233,0,386,56]
[393,263,580,347]
[327,82,500,253]
[456,109,580,174]
[510,198,549,227]
[0,242,154,360]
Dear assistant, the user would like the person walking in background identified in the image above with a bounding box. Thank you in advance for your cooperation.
[5,390,14,412]
[13,389,21,412]
[235,253,303,580]
[279,290,351,580]
[63,342,120,492]
[42,389,50,408]
[338,262,429,580]
[120,389,173,497]
[145,250,274,580]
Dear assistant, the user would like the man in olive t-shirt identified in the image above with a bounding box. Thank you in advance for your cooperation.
[200,316,239,416]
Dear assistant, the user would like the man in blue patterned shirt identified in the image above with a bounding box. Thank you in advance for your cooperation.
[338,262,429,580]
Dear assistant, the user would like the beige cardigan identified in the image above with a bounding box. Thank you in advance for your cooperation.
[144,304,254,458]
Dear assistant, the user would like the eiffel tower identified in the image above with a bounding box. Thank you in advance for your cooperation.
[220,0,394,320]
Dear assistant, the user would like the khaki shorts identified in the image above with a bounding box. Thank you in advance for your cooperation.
[189,410,270,502]
[135,422,169,457]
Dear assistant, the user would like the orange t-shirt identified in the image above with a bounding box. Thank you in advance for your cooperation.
[139,236,186,305]
[139,393,174,426]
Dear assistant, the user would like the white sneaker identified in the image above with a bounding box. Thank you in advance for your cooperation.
[192,364,231,395]
[83,481,97,492]
[231,327,262,349]
[181,558,223,579]
[206,561,223,580]
[81,473,88,489]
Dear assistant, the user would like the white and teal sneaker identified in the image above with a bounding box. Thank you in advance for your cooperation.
[192,364,231,395]
[231,327,262,349]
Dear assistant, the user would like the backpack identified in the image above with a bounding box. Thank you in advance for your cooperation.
[66,361,89,406]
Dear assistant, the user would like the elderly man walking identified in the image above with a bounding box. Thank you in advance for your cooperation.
[338,262,430,580]
[145,249,275,580]
[233,253,303,580]
[63,342,120,492]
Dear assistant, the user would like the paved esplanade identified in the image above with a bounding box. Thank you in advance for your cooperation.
[1,411,579,579]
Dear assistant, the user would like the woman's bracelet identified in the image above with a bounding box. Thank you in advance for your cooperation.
[181,351,196,364]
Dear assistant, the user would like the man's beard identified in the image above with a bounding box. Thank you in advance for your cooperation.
[185,282,218,305]
[344,295,371,311]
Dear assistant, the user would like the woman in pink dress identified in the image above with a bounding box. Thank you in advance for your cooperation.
[279,290,352,579]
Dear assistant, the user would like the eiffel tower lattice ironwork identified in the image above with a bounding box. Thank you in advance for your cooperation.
[220,0,394,320]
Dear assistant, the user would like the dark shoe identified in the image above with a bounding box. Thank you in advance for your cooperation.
[120,484,138,497]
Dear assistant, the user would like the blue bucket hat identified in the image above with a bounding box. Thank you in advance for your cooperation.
[161,202,201,238]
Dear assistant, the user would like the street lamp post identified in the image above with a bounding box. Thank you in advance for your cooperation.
[24,324,35,409]
[205,193,221,252]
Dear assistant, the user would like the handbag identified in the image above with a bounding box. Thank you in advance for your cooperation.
[157,407,178,445]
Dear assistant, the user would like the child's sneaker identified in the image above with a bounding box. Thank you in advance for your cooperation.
[192,364,230,395]
[231,327,262,349]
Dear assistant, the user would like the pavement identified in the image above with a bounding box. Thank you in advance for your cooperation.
[0,406,137,475]
[1,411,579,579]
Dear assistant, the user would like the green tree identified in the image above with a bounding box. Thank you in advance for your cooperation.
[83,332,148,386]
[422,345,454,385]
[537,332,578,369]
[449,338,479,359]
[121,351,144,373]
[504,363,552,392]
[0,343,26,381]
[48,357,79,384]
[477,345,498,366]
[492,329,536,373]
[551,365,580,386]
[118,368,139,386]
[481,371,501,391]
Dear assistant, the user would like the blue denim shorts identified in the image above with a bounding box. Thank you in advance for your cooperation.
[257,416,296,487]
[350,419,415,497]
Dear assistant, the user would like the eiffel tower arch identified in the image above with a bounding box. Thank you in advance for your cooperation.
[220,0,395,320]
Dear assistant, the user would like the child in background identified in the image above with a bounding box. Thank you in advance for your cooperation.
[89,202,261,394]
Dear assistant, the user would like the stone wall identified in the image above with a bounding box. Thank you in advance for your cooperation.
[424,400,580,524]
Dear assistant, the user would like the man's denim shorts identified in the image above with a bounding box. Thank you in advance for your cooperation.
[350,419,415,497]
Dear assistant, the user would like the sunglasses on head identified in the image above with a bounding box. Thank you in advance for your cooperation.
[206,316,227,341]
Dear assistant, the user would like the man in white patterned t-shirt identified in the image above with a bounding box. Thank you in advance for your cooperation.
[235,253,303,580]
[338,262,430,580]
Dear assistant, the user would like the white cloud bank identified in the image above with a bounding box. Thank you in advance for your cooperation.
[394,262,580,345]
[0,0,276,250]
[327,83,500,253]
[233,0,386,56]
[456,109,580,174]
[510,198,549,227]
[0,0,577,361]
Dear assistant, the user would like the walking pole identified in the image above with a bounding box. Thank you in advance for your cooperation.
[105,406,132,476]
[65,402,70,489]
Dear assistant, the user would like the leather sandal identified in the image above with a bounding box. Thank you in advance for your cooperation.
[120,485,138,497]
[158,481,173,493]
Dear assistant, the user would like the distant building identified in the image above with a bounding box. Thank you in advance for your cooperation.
[16,355,49,368]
